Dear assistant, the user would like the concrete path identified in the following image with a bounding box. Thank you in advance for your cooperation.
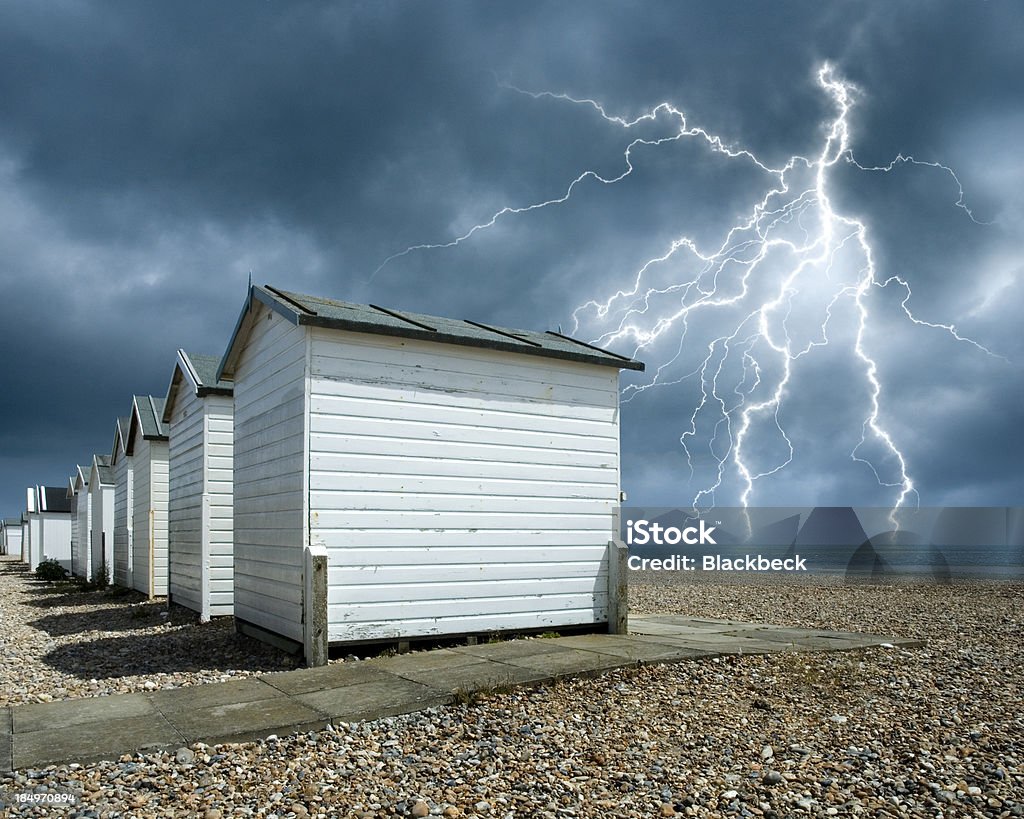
[1,616,922,771]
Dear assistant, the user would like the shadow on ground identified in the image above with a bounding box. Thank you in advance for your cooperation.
[39,621,301,680]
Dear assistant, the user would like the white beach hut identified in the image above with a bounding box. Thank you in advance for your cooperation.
[21,512,29,565]
[111,415,134,589]
[89,455,115,584]
[26,486,72,571]
[2,518,23,557]
[23,487,40,568]
[125,395,169,598]
[163,350,235,620]
[217,285,642,663]
[71,466,92,578]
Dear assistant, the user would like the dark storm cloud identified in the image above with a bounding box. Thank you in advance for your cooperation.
[0,1,1021,513]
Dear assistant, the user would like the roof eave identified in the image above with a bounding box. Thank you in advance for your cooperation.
[217,285,300,382]
[296,312,644,372]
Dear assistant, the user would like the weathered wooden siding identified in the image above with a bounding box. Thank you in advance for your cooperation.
[206,393,235,616]
[233,303,307,642]
[90,483,114,583]
[113,454,134,588]
[69,493,81,575]
[168,385,205,614]
[307,328,621,642]
[73,493,91,578]
[132,439,170,596]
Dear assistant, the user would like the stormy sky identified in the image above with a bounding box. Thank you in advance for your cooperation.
[1,1,1022,516]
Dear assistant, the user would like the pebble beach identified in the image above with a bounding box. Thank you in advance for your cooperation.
[1,558,1022,818]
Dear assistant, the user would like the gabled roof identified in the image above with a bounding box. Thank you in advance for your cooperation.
[39,486,72,514]
[3,518,21,527]
[73,465,90,493]
[26,486,37,514]
[218,284,645,380]
[126,395,168,454]
[111,415,132,465]
[90,454,114,486]
[162,349,233,423]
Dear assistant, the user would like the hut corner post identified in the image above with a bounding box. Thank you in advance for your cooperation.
[607,539,628,635]
[304,544,329,667]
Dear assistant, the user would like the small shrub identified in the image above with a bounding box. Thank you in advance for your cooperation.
[91,561,110,589]
[35,558,69,583]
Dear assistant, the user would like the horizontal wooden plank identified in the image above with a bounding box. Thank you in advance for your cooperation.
[329,561,606,586]
[309,490,615,516]
[309,433,617,469]
[309,413,617,454]
[328,575,606,604]
[329,592,606,623]
[234,602,303,643]
[308,391,616,437]
[308,378,615,422]
[329,607,606,642]
[310,452,616,485]
[323,543,610,561]
[309,472,616,501]
[234,572,302,604]
[311,510,613,532]
[310,329,618,396]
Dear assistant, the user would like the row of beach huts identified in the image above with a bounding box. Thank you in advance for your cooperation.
[2,285,642,664]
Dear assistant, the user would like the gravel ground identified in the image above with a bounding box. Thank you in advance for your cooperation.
[2,560,1022,818]
[0,559,299,706]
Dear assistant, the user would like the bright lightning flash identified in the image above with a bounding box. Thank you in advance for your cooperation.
[374,64,1006,509]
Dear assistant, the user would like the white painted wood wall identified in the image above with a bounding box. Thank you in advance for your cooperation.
[73,490,91,578]
[113,450,134,588]
[132,438,169,596]
[38,514,72,569]
[232,303,307,643]
[4,526,22,559]
[90,481,114,583]
[231,302,622,646]
[307,328,621,642]
[69,491,80,574]
[168,388,235,619]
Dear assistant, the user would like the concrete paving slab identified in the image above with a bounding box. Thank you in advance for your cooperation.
[494,646,624,677]
[163,697,328,746]
[295,676,448,722]
[624,635,721,658]
[14,693,156,734]
[259,662,394,695]
[450,639,569,662]
[389,657,550,692]
[633,615,761,629]
[1,707,11,773]
[149,678,284,714]
[550,634,717,664]
[369,648,486,673]
[14,714,184,769]
[631,632,791,654]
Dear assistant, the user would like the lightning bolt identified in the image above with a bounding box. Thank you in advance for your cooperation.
[373,64,1006,510]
